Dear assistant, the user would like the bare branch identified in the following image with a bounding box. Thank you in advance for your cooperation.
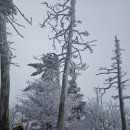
[96,71,117,76]
[112,95,130,100]
[15,5,32,25]
[98,81,118,96]
[8,15,25,28]
[10,62,20,67]
[5,14,24,38]
[105,76,118,82]
[121,79,129,85]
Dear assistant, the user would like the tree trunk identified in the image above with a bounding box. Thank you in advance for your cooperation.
[56,0,76,130]
[0,12,10,130]
[115,37,126,130]
[0,55,1,92]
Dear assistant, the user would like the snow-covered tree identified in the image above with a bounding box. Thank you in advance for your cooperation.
[28,53,60,85]
[16,78,60,130]
[125,107,130,130]
[9,105,20,130]
[0,1,31,129]
[0,1,16,129]
[96,36,130,130]
[14,53,84,130]
[41,0,96,129]
[81,99,121,130]
[14,81,85,130]
[15,53,60,130]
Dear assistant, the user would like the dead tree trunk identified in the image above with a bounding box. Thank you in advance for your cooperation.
[115,37,126,130]
[0,12,10,130]
[96,36,128,130]
[56,0,76,129]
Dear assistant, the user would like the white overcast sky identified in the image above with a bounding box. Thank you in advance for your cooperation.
[10,0,130,106]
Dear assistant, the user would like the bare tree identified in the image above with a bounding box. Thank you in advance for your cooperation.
[41,0,96,129]
[96,36,129,130]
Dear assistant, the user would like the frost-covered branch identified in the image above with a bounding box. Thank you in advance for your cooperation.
[40,1,96,129]
[0,0,32,38]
